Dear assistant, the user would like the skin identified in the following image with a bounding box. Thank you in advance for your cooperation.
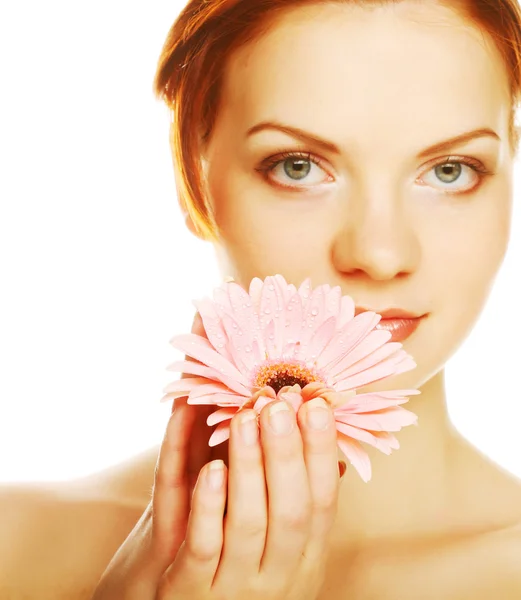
[1,2,521,599]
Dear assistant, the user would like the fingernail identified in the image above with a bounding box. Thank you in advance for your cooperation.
[268,402,293,435]
[239,411,258,445]
[305,397,330,430]
[338,460,347,478]
[206,460,225,490]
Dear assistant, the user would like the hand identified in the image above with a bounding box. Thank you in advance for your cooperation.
[90,312,225,599]
[158,392,342,599]
[91,313,345,600]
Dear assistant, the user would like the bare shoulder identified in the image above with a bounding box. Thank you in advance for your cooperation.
[0,450,158,600]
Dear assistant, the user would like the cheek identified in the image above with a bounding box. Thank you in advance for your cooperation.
[209,165,334,279]
[429,194,510,325]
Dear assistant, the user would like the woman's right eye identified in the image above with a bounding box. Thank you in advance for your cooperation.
[256,152,334,191]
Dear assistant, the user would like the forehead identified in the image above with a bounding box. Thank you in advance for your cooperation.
[219,2,510,150]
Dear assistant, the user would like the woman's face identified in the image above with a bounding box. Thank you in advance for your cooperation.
[195,1,514,392]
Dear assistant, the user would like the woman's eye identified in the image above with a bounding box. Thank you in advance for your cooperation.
[420,161,483,193]
[261,155,332,189]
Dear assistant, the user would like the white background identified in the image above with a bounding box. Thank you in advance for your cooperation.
[0,1,520,483]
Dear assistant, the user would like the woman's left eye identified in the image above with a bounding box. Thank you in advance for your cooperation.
[419,157,491,194]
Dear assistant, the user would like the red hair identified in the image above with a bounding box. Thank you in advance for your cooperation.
[153,0,521,241]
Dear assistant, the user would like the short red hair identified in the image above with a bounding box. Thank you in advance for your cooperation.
[153,0,521,241]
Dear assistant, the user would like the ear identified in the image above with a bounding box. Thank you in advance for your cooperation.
[183,210,208,241]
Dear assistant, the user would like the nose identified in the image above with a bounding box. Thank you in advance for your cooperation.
[332,188,420,281]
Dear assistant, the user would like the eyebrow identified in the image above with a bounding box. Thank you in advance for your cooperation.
[246,121,501,158]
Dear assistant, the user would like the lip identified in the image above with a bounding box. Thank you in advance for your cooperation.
[375,316,424,342]
[354,306,427,342]
[355,306,424,319]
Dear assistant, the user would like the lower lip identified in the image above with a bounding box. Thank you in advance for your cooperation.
[375,317,423,342]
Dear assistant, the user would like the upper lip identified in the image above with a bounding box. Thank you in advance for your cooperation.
[355,306,425,319]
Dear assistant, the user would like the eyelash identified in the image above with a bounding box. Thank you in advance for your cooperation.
[255,150,493,195]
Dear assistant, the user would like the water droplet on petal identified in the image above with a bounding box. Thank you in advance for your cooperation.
[232,322,238,328]
[311,308,319,316]
[245,346,252,352]
[268,285,275,291]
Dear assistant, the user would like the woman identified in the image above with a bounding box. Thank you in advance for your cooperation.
[2,0,521,598]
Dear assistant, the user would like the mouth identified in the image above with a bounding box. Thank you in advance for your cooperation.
[375,316,425,342]
[355,306,427,343]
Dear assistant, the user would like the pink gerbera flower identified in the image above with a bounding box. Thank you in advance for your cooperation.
[161,275,420,482]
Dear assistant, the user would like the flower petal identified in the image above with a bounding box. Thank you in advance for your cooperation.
[338,294,356,328]
[277,391,304,412]
[324,285,342,321]
[167,360,251,396]
[209,421,231,446]
[282,292,304,359]
[317,312,381,372]
[169,333,250,386]
[335,421,396,455]
[308,316,337,364]
[219,312,256,374]
[253,393,278,413]
[192,298,235,363]
[207,407,239,426]
[161,376,210,397]
[356,389,421,399]
[337,435,372,482]
[329,331,396,380]
[337,406,418,431]
[187,393,243,405]
[249,277,264,314]
[334,396,409,413]
[332,350,410,391]
[187,381,232,398]
[259,276,284,332]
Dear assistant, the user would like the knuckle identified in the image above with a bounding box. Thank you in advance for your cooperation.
[186,537,220,564]
[313,488,338,512]
[230,516,266,539]
[277,505,311,531]
[153,463,185,491]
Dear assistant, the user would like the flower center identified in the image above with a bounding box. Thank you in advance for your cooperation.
[253,360,323,394]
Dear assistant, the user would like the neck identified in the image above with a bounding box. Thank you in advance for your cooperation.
[334,370,467,546]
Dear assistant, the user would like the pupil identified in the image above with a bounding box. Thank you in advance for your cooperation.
[435,163,461,183]
[266,373,310,394]
[284,158,311,180]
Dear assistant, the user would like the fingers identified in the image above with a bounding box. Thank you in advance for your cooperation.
[150,397,197,575]
[297,398,340,562]
[186,404,214,496]
[258,401,311,580]
[160,459,228,595]
[180,312,213,496]
[215,409,268,585]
